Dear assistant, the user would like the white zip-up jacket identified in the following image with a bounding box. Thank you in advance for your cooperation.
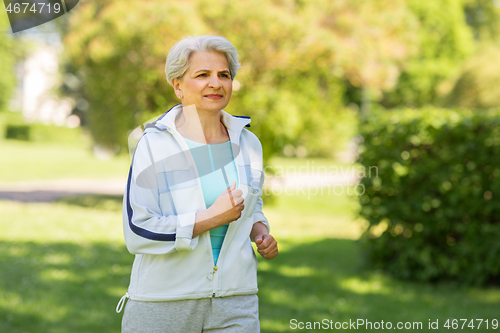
[121,104,270,304]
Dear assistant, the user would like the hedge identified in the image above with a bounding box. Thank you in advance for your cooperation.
[357,107,500,286]
[5,125,30,140]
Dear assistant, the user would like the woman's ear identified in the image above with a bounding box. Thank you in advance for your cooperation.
[172,79,182,99]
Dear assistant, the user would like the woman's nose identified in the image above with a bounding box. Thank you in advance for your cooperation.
[208,75,221,89]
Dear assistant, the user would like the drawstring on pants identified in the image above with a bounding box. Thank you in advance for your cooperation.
[116,293,130,313]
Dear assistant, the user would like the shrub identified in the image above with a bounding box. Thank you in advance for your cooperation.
[446,46,500,110]
[357,107,500,286]
[0,110,86,145]
[5,125,31,141]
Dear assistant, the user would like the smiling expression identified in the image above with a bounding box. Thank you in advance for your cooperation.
[173,51,233,114]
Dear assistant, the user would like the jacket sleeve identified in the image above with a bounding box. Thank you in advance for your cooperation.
[123,134,198,255]
[252,170,270,233]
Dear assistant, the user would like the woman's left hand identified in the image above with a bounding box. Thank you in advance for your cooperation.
[254,234,279,260]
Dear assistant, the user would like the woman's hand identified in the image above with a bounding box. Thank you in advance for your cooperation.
[208,181,244,225]
[251,222,279,260]
[193,181,244,238]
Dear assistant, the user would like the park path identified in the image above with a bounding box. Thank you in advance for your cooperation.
[0,172,360,203]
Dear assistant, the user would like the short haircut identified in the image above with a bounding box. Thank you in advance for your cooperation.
[165,35,241,86]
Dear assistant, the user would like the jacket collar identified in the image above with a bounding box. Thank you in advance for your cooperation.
[155,104,251,138]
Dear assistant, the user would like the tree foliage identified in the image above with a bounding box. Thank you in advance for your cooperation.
[0,14,16,113]
[62,0,425,159]
[381,0,475,107]
[447,45,500,109]
[463,0,500,43]
[444,1,500,110]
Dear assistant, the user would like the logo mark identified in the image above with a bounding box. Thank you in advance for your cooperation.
[4,0,79,33]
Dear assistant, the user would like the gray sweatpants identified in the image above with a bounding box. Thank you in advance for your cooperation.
[121,295,260,333]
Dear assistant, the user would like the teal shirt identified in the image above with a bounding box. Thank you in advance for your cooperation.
[182,137,238,266]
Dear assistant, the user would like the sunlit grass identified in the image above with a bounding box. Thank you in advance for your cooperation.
[263,184,366,240]
[0,200,124,243]
[1,176,500,332]
[0,140,130,182]
[269,156,357,171]
[257,237,500,333]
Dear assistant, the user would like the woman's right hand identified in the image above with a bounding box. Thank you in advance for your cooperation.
[193,181,245,238]
[208,181,244,226]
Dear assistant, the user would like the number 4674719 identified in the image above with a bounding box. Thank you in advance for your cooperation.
[444,319,499,330]
[5,2,62,14]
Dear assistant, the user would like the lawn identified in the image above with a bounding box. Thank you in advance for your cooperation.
[1,188,499,332]
[1,130,499,332]
[0,140,131,182]
[0,139,344,182]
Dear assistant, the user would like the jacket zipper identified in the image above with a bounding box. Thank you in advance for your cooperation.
[165,117,245,299]
[211,156,241,297]
[210,265,217,297]
[167,127,216,297]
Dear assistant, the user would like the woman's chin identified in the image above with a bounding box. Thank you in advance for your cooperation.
[198,100,230,112]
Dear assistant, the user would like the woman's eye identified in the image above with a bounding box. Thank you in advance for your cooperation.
[220,74,230,78]
[197,73,207,77]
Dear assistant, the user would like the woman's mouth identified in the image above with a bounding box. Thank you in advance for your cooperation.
[204,94,223,100]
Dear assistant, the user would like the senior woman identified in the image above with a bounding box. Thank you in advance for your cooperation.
[117,35,278,333]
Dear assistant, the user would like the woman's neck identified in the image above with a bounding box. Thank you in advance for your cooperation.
[175,105,229,144]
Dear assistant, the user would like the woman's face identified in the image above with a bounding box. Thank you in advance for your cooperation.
[173,51,233,114]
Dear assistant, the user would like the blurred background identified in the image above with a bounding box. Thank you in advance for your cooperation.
[1,0,500,332]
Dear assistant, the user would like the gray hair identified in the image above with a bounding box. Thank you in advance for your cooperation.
[165,35,241,86]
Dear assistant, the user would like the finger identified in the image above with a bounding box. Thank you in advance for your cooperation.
[259,244,278,259]
[259,245,278,258]
[258,248,274,258]
[227,185,236,207]
[257,241,274,254]
[258,246,278,257]
[255,235,263,245]
[257,235,275,249]
[234,196,244,205]
[225,181,235,193]
[263,249,279,260]
[231,189,243,198]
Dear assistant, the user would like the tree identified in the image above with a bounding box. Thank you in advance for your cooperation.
[381,0,475,107]
[62,0,424,159]
[446,45,500,109]
[443,1,500,110]
[0,13,16,113]
[63,0,347,159]
[463,0,500,43]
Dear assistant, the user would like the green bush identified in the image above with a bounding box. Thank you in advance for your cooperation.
[5,125,31,141]
[0,110,86,146]
[357,107,500,286]
[446,46,500,110]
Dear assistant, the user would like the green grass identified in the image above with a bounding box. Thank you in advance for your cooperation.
[0,117,131,182]
[267,156,359,178]
[0,198,131,333]
[269,156,354,169]
[1,131,499,332]
[0,120,351,183]
[258,237,500,332]
[0,140,130,182]
[0,131,350,182]
[1,190,500,333]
